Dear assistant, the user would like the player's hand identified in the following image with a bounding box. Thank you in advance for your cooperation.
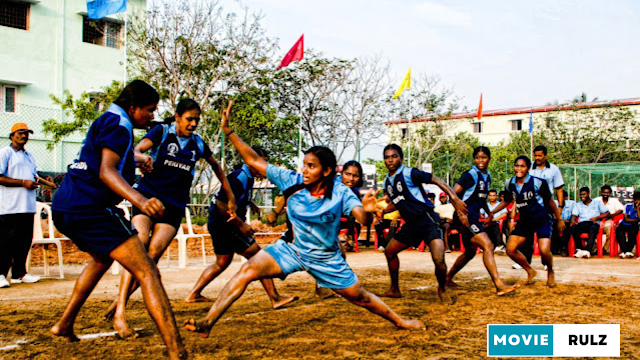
[136,154,154,173]
[227,200,238,222]
[220,100,233,134]
[362,189,382,213]
[250,202,261,217]
[240,222,254,237]
[457,211,470,228]
[23,180,38,190]
[141,197,165,218]
[590,217,599,223]
[557,219,566,233]
[452,197,468,215]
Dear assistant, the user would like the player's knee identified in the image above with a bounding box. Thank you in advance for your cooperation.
[237,262,260,283]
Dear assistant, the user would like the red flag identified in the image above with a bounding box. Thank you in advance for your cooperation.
[278,34,304,69]
[477,93,483,120]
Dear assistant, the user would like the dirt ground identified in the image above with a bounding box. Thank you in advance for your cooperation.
[2,247,640,359]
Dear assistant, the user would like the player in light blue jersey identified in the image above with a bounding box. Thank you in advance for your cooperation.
[184,101,425,338]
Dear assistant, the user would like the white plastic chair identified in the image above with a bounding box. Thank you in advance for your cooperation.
[110,202,131,275]
[169,207,206,269]
[26,202,67,279]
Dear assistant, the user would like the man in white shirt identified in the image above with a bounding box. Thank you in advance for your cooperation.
[434,193,455,252]
[593,185,624,255]
[480,190,507,254]
[0,123,51,287]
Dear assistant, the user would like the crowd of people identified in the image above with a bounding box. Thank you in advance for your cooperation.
[0,80,638,359]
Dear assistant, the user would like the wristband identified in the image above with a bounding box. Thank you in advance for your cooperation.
[225,129,234,136]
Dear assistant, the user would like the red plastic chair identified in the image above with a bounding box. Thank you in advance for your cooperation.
[339,218,359,253]
[608,214,624,258]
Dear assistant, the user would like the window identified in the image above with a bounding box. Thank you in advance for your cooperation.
[401,127,408,139]
[0,1,29,30]
[82,15,122,49]
[472,121,482,134]
[510,119,522,131]
[1,86,17,113]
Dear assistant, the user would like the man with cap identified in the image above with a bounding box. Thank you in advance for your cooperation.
[0,123,53,288]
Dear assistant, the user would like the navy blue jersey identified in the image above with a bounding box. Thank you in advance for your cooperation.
[456,166,491,221]
[505,174,553,223]
[134,124,212,210]
[213,165,254,222]
[53,104,135,212]
[384,165,435,223]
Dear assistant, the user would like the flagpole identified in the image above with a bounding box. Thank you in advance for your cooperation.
[123,9,127,84]
[297,97,303,172]
[529,107,533,160]
[407,87,412,168]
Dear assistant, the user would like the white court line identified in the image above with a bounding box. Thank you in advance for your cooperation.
[0,339,29,352]
[77,328,144,340]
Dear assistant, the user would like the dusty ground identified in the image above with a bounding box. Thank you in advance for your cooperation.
[2,247,640,359]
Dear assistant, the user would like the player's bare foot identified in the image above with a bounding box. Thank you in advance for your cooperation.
[438,288,453,305]
[113,316,139,339]
[445,278,460,287]
[547,270,556,288]
[271,295,299,309]
[525,268,538,285]
[103,301,117,322]
[382,289,402,298]
[184,318,211,338]
[315,287,336,299]
[496,284,520,296]
[51,323,79,342]
[396,319,426,330]
[184,294,213,303]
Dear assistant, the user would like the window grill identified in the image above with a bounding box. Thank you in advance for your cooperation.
[0,2,29,30]
[82,16,122,49]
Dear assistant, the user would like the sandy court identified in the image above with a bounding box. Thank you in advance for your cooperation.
[1,249,639,359]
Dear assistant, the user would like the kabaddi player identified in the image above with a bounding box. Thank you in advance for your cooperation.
[50,80,187,360]
[445,146,519,296]
[379,144,467,303]
[183,101,425,337]
[103,99,238,338]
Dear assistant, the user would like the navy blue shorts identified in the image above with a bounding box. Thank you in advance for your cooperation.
[453,214,486,249]
[394,213,443,248]
[52,208,137,261]
[131,203,184,229]
[512,219,553,239]
[208,217,256,255]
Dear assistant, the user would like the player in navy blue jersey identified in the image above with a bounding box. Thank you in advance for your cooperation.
[503,156,564,287]
[50,81,187,360]
[102,99,238,338]
[185,146,296,309]
[379,144,467,303]
[184,101,425,338]
[445,147,519,296]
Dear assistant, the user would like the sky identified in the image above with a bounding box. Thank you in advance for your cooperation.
[236,0,640,159]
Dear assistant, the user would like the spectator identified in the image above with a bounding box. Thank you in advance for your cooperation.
[593,185,624,255]
[375,195,401,251]
[480,189,507,254]
[551,190,576,256]
[615,191,640,258]
[427,192,436,205]
[570,187,610,258]
[0,123,53,288]
[530,145,565,208]
[434,193,455,252]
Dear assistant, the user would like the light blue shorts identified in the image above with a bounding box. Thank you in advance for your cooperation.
[264,239,358,289]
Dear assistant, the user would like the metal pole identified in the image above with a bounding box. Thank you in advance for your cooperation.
[446,150,450,184]
[574,167,577,200]
[505,159,508,179]
[123,11,127,84]
[589,172,592,192]
[357,139,361,163]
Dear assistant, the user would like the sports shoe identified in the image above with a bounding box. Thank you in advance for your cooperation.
[512,263,523,269]
[619,252,626,258]
[377,246,385,251]
[626,252,635,259]
[10,273,40,284]
[0,275,10,288]
[494,245,506,255]
[543,265,548,271]
[581,251,591,259]
[574,250,581,258]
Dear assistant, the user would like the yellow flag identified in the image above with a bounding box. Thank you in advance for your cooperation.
[393,68,411,99]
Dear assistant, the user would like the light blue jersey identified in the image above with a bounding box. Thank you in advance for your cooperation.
[266,164,361,259]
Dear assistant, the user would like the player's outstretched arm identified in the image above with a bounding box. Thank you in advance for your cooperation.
[134,138,154,173]
[220,100,268,177]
